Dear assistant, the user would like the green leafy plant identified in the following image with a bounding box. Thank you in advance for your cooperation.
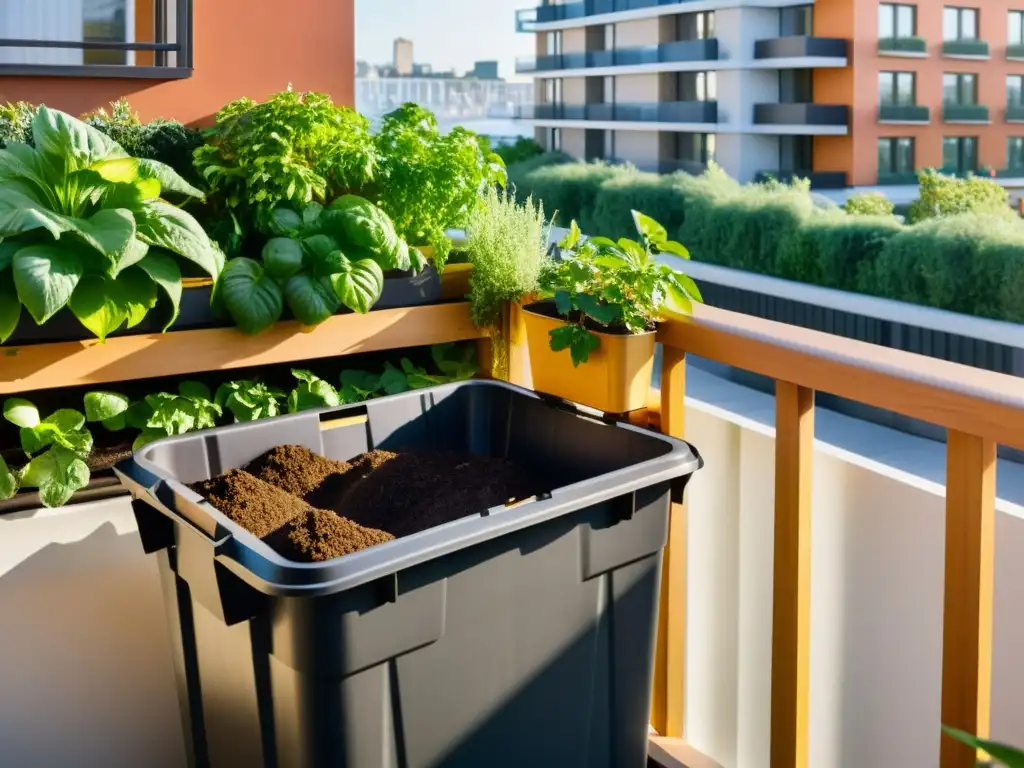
[942,726,1024,767]
[0,106,223,344]
[194,88,376,234]
[338,343,478,403]
[1,398,93,507]
[909,170,1014,223]
[288,369,341,413]
[214,381,286,422]
[217,195,420,333]
[0,101,35,148]
[844,192,895,217]
[372,103,507,270]
[119,382,223,451]
[539,212,702,366]
[494,137,544,167]
[84,390,132,429]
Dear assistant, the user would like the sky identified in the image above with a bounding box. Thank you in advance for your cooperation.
[355,0,535,81]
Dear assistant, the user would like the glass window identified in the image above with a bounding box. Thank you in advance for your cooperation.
[779,69,814,102]
[547,30,563,56]
[543,78,563,104]
[1009,137,1024,169]
[943,136,979,173]
[879,72,916,105]
[697,71,717,101]
[944,7,979,41]
[604,130,615,159]
[604,24,615,50]
[699,12,715,39]
[943,73,977,104]
[878,137,916,174]
[780,5,814,36]
[879,4,917,38]
[603,75,615,103]
[83,0,129,65]
[551,127,562,152]
[1011,11,1024,45]
[677,11,715,41]
[1009,75,1024,106]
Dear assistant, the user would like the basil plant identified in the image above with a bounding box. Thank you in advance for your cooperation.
[0,106,223,343]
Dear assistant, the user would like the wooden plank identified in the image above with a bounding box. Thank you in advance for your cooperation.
[940,431,996,768]
[656,305,1024,451]
[770,382,814,768]
[0,303,486,394]
[651,347,686,738]
[648,736,725,768]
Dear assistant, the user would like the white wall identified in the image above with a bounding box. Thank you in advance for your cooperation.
[563,76,587,105]
[614,130,663,167]
[616,73,661,102]
[564,27,587,53]
[562,127,587,158]
[615,18,661,48]
[714,133,778,183]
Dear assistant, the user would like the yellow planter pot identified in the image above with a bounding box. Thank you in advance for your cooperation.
[522,304,656,414]
[441,262,473,300]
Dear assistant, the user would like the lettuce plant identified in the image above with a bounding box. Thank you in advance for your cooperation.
[219,195,422,334]
[215,380,286,422]
[1,397,93,507]
[287,369,340,413]
[539,212,702,366]
[0,106,223,343]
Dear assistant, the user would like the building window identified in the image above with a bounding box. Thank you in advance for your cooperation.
[879,3,918,38]
[879,71,916,105]
[674,133,715,164]
[1009,137,1024,169]
[943,7,979,41]
[1011,11,1024,45]
[543,78,563,104]
[604,24,615,50]
[943,136,978,173]
[678,11,715,40]
[676,72,716,101]
[550,128,562,152]
[780,5,814,36]
[604,75,616,103]
[546,30,563,56]
[779,70,814,102]
[878,137,916,174]
[943,73,977,104]
[604,130,616,160]
[1009,75,1024,106]
[781,136,813,171]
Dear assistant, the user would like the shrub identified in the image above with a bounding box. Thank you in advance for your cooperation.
[0,101,35,147]
[844,192,895,217]
[494,137,544,167]
[872,214,1024,319]
[507,150,573,194]
[908,170,1013,223]
[778,211,904,288]
[508,159,619,227]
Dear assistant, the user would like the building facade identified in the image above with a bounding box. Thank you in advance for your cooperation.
[515,0,1024,188]
[393,37,414,76]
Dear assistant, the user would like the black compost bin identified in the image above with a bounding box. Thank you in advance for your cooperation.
[115,380,702,768]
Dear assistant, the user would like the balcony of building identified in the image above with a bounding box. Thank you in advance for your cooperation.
[752,36,848,62]
[518,100,718,125]
[515,39,719,74]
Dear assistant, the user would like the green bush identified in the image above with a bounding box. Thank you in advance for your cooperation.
[908,170,1013,223]
[508,159,619,227]
[0,101,35,147]
[872,214,1024,319]
[507,150,572,193]
[494,137,544,167]
[778,211,904,288]
[844,192,895,217]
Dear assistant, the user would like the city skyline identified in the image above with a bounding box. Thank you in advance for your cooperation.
[355,0,533,80]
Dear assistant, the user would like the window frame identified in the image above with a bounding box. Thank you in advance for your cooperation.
[878,137,916,174]
[879,3,917,39]
[1008,136,1024,169]
[1011,11,1024,46]
[942,136,979,173]
[943,6,979,42]
[943,72,978,104]
[1008,74,1024,107]
[879,71,917,105]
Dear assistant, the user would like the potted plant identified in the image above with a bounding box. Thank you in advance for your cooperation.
[523,210,701,413]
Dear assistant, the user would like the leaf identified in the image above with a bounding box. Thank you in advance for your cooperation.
[617,238,647,266]
[0,185,78,240]
[262,237,305,279]
[284,272,342,326]
[12,245,83,324]
[302,234,341,271]
[125,399,154,430]
[380,362,410,395]
[657,240,690,260]
[287,370,340,413]
[136,158,205,199]
[84,391,130,423]
[0,454,17,500]
[631,210,667,244]
[3,398,40,428]
[52,426,93,456]
[178,381,212,402]
[32,106,127,175]
[136,250,182,331]
[218,257,284,334]
[45,408,86,434]
[942,726,1024,767]
[0,240,17,273]
[329,258,384,314]
[586,236,619,249]
[576,294,620,325]
[549,324,600,367]
[102,413,127,431]
[268,206,302,236]
[302,202,324,227]
[91,157,139,184]
[559,220,582,250]
[109,236,149,277]
[73,208,136,259]
[593,253,630,271]
[20,445,91,508]
[135,200,221,279]
[69,275,128,340]
[0,270,21,343]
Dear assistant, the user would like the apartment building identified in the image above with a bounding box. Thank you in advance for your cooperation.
[514,0,1024,188]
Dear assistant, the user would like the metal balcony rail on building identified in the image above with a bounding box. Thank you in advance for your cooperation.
[518,101,717,123]
[515,39,718,73]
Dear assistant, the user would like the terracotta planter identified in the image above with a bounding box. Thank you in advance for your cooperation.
[522,302,656,414]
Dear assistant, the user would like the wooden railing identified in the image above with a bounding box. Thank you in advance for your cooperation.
[647,304,1024,768]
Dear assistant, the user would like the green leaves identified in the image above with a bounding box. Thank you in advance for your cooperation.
[324,195,409,271]
[136,158,205,199]
[0,270,21,343]
[942,727,1024,767]
[632,209,667,244]
[4,398,40,428]
[21,446,90,508]
[284,273,341,326]
[287,369,340,413]
[215,381,285,422]
[328,257,383,314]
[0,454,17,501]
[12,244,83,324]
[549,324,600,367]
[135,200,221,279]
[219,258,284,334]
[136,251,182,330]
[68,269,157,340]
[263,237,304,279]
[32,105,127,175]
[84,390,131,429]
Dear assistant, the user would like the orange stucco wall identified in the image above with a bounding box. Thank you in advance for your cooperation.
[814,0,1024,186]
[0,0,355,125]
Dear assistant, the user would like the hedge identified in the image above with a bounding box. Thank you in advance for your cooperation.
[506,156,1024,323]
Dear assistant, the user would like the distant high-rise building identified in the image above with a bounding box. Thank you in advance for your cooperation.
[472,60,500,80]
[393,37,413,76]
[413,63,433,76]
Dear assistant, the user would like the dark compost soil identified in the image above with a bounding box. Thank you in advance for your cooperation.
[190,444,541,563]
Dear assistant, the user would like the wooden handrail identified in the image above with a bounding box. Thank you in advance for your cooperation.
[652,304,1018,768]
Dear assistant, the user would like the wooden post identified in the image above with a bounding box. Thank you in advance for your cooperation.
[651,347,687,738]
[940,431,996,768]
[770,382,814,768]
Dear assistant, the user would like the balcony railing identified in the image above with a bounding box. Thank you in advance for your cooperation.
[644,303,1024,768]
[753,103,850,126]
[515,7,538,32]
[517,101,718,123]
[942,38,990,57]
[878,35,928,54]
[753,170,849,189]
[515,39,718,73]
[943,103,990,122]
[534,0,686,23]
[1006,105,1024,122]
[878,103,931,122]
[877,170,920,185]
[1009,43,1024,59]
[0,0,192,78]
[753,36,848,59]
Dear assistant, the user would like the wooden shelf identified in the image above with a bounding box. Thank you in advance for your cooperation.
[0,302,487,395]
